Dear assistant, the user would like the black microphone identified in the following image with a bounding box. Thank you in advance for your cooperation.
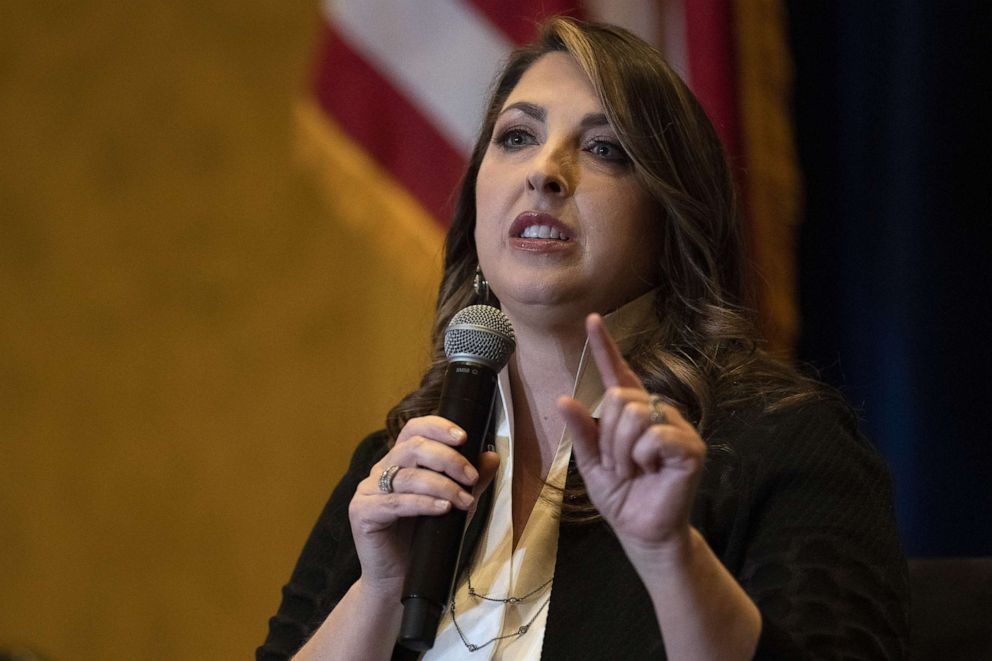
[397,304,515,652]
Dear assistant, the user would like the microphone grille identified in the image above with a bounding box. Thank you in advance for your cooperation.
[444,305,516,371]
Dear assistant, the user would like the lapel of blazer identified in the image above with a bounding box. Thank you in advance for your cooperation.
[540,459,668,660]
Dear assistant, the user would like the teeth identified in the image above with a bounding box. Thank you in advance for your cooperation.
[520,224,568,240]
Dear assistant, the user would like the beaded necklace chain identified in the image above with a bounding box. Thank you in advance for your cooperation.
[448,567,553,653]
[467,568,554,603]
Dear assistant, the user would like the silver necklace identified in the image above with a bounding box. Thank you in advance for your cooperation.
[467,567,553,603]
[449,567,553,653]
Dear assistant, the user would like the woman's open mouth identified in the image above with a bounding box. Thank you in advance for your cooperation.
[518,224,571,240]
[509,212,575,242]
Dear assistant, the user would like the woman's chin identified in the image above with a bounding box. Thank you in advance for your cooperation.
[492,284,593,328]
[494,280,571,308]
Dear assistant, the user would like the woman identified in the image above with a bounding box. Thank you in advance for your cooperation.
[259,18,908,660]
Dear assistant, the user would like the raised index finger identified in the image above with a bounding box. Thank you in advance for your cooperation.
[586,313,642,390]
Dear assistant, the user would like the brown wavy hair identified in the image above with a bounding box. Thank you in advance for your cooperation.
[386,18,824,456]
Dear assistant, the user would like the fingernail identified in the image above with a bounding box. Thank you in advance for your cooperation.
[458,492,474,508]
[435,499,451,512]
[463,465,479,484]
[449,427,466,442]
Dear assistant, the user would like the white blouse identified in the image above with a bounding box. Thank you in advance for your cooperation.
[423,292,656,659]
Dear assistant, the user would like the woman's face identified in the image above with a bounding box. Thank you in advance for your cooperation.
[475,52,660,328]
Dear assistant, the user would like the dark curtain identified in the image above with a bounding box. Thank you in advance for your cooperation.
[787,2,991,556]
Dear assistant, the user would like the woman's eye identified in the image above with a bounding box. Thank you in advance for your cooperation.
[495,128,536,149]
[587,140,629,162]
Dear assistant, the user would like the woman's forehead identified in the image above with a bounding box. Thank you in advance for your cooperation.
[499,53,601,116]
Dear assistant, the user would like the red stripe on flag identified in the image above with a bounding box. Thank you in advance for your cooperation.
[465,1,584,45]
[312,21,466,226]
[683,0,741,161]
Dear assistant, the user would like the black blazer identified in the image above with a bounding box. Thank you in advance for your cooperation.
[258,400,908,660]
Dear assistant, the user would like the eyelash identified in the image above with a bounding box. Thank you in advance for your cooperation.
[493,127,536,149]
[586,139,629,162]
[492,127,630,164]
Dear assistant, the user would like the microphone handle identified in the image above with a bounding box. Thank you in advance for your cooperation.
[397,361,498,652]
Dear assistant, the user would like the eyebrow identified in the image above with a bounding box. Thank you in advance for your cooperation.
[498,102,611,129]
[500,101,545,121]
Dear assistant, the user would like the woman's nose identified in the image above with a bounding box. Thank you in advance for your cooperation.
[526,143,574,196]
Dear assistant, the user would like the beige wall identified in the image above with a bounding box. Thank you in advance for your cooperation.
[1,3,438,658]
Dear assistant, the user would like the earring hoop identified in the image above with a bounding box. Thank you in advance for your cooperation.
[473,266,490,304]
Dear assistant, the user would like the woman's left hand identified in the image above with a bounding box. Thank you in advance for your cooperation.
[558,313,706,557]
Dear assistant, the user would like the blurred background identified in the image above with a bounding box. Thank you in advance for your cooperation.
[0,2,439,659]
[1,1,988,659]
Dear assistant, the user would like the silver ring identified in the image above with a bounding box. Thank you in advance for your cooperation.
[378,465,401,494]
[648,395,667,425]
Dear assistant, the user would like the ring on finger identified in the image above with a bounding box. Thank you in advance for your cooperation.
[378,465,402,494]
[648,395,667,425]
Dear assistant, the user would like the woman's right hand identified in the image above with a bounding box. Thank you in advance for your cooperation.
[347,416,499,598]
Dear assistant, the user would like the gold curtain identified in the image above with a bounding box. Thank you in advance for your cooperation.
[0,3,435,658]
[735,0,803,357]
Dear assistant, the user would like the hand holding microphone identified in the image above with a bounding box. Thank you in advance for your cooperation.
[398,305,516,651]
[345,305,515,651]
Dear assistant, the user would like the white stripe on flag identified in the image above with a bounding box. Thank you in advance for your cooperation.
[584,0,663,48]
[324,0,514,155]
[657,0,690,83]
[584,0,688,83]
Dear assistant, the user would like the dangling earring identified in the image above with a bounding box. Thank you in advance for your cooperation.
[473,265,490,304]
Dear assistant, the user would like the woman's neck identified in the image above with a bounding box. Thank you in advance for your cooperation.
[503,318,586,547]
[506,318,586,450]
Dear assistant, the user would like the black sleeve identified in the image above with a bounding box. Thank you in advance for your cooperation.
[721,402,910,659]
[256,431,391,661]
